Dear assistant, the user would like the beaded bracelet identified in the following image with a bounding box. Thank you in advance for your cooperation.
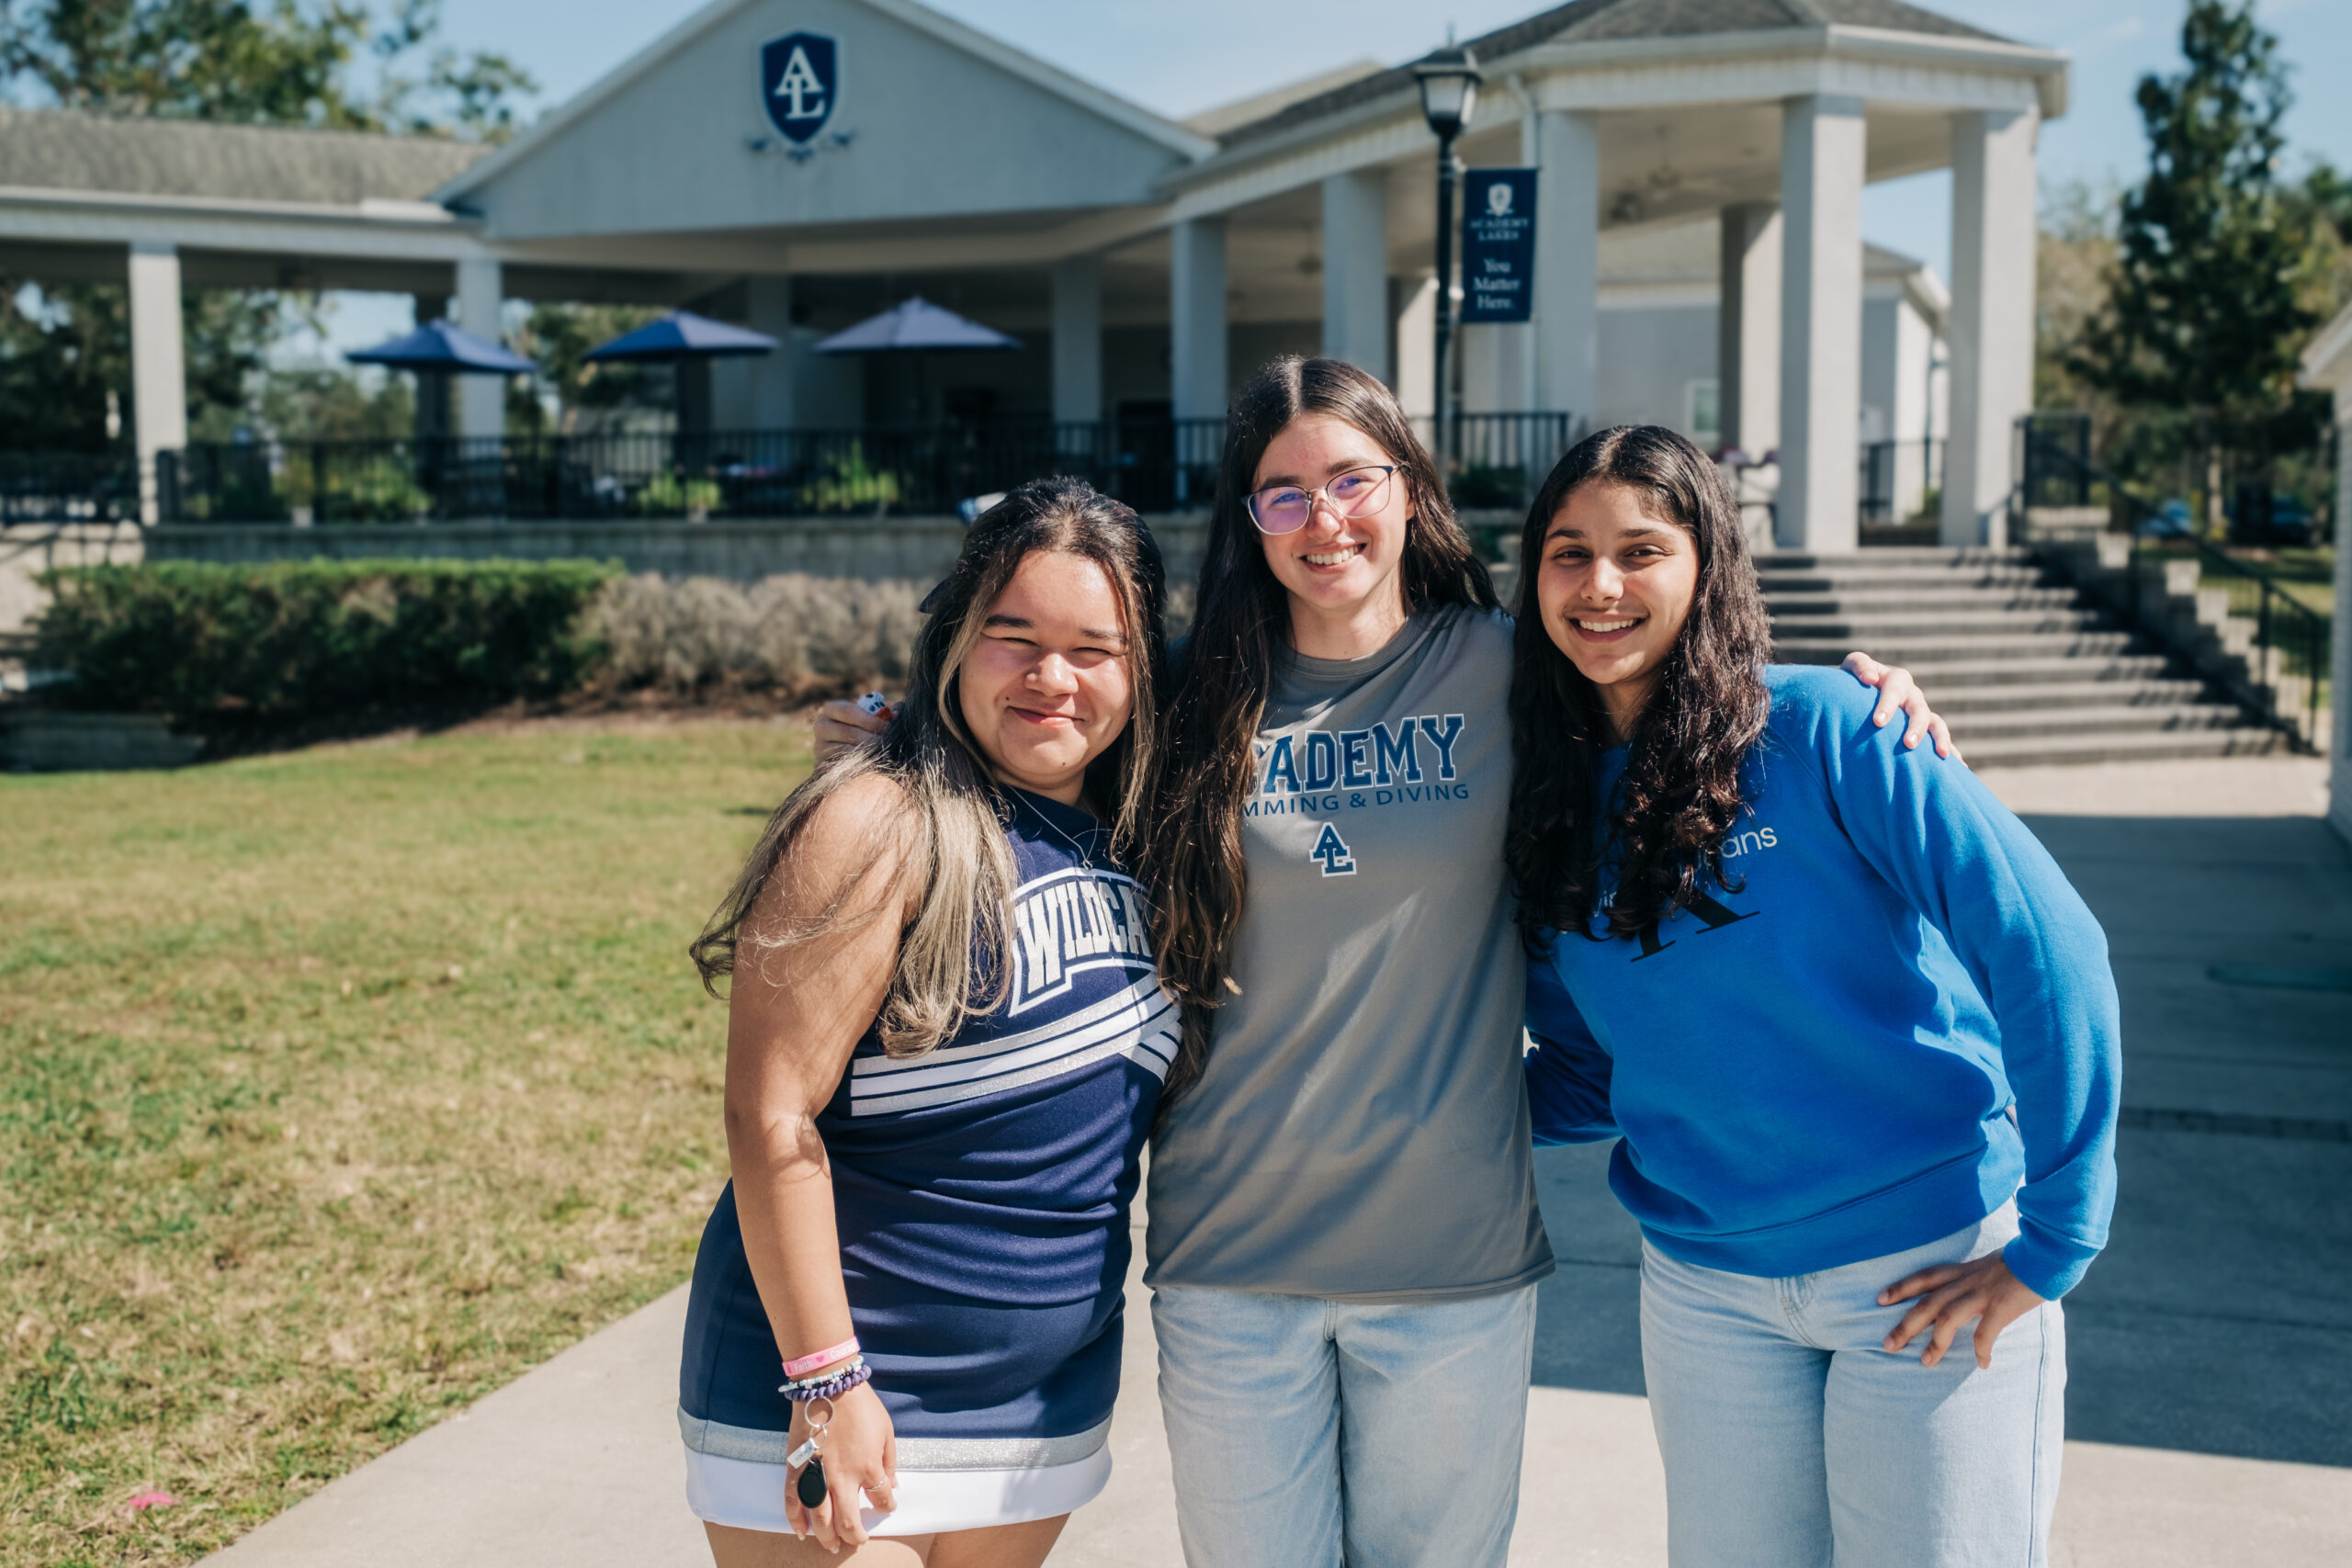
[776,1353,864,1396]
[779,1356,873,1404]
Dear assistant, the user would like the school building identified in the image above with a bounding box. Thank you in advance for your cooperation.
[0,0,2062,545]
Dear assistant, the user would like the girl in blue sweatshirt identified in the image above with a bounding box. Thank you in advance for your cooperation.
[1508,425,2120,1568]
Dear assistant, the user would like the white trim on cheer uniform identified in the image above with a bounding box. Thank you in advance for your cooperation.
[679,1409,1113,1472]
[846,973,1178,1116]
[683,1438,1113,1537]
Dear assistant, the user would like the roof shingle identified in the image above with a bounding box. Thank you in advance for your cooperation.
[0,107,491,207]
[1218,0,2011,149]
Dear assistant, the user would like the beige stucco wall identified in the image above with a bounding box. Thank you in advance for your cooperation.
[0,523,146,641]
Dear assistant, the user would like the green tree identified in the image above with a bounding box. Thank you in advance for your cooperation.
[0,278,126,452]
[2070,0,2328,531]
[0,1,537,452]
[0,0,535,137]
[506,302,671,437]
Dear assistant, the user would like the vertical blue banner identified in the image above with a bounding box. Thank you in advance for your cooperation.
[1461,167,1537,323]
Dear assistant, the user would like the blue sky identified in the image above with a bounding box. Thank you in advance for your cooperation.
[313,0,2352,356]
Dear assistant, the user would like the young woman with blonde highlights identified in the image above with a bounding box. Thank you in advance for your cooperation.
[679,478,1176,1568]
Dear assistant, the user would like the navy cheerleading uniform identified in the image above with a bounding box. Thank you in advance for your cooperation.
[678,788,1176,1535]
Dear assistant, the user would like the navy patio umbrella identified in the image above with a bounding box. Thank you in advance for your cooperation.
[582,310,779,363]
[346,319,538,374]
[814,297,1019,422]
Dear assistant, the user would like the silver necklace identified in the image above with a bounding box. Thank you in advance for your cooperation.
[1021,793,1105,871]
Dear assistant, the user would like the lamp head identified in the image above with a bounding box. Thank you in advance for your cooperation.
[1414,45,1483,139]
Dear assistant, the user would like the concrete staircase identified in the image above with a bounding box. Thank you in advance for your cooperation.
[1762,547,2284,767]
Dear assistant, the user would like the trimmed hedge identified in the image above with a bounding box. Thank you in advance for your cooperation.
[33,558,622,720]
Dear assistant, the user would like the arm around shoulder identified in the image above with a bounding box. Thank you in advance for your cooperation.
[1524,941,1621,1146]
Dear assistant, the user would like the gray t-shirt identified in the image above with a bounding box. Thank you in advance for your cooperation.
[1145,605,1555,1303]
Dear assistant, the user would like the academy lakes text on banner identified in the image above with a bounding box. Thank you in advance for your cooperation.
[1461,167,1537,324]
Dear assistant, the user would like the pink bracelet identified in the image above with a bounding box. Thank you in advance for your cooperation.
[782,1337,860,1379]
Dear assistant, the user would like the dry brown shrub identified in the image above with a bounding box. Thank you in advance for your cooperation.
[587,573,925,696]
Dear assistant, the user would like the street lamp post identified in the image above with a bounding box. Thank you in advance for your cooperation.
[1415,44,1482,473]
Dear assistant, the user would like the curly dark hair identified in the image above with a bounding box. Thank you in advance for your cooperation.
[1149,355,1497,1112]
[1505,424,1772,945]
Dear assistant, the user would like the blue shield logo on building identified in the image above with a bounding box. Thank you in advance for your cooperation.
[761,32,836,144]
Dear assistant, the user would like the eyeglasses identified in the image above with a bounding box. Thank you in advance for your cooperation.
[1245,465,1398,535]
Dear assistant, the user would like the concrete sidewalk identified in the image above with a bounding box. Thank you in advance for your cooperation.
[203,756,2352,1567]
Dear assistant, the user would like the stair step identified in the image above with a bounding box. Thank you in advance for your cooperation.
[1772,610,2110,637]
[1774,631,2139,662]
[1949,704,2254,741]
[1761,547,2032,567]
[1754,546,2278,749]
[1960,728,2287,768]
[1759,569,2052,593]
[1775,652,2176,685]
[1929,679,2213,714]
[1767,589,2087,615]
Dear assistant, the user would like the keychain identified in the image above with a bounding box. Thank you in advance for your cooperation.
[786,1394,833,1509]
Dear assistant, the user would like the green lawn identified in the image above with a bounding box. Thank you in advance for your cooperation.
[1,719,809,1567]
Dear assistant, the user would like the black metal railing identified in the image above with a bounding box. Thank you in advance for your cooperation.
[2018,412,2096,512]
[1859,437,1944,524]
[152,412,1589,526]
[2017,415,2331,742]
[158,421,1225,525]
[1418,412,1584,509]
[0,450,140,525]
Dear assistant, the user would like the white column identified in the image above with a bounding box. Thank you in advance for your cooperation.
[1392,274,1437,419]
[1051,254,1103,426]
[1717,202,1781,456]
[1942,107,2039,548]
[1321,170,1391,381]
[1458,325,1515,414]
[1777,94,1866,552]
[713,276,797,431]
[454,255,505,443]
[1170,217,1228,421]
[1532,110,1600,419]
[127,242,187,524]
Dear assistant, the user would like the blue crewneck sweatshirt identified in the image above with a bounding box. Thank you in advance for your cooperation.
[1523,664,2120,1300]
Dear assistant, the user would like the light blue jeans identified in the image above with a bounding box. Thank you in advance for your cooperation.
[1640,1202,2065,1568]
[1151,1281,1540,1568]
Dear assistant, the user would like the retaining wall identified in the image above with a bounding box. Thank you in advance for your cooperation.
[138,514,1217,589]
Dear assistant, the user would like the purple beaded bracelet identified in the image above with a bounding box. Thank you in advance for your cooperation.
[779,1357,873,1404]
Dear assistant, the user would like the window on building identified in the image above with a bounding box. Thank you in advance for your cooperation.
[1686,379,1721,447]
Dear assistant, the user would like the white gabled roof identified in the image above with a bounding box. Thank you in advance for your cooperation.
[434,0,1212,206]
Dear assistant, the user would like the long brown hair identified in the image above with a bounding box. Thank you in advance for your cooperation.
[1505,424,1771,945]
[693,477,1168,1055]
[1149,355,1497,1110]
